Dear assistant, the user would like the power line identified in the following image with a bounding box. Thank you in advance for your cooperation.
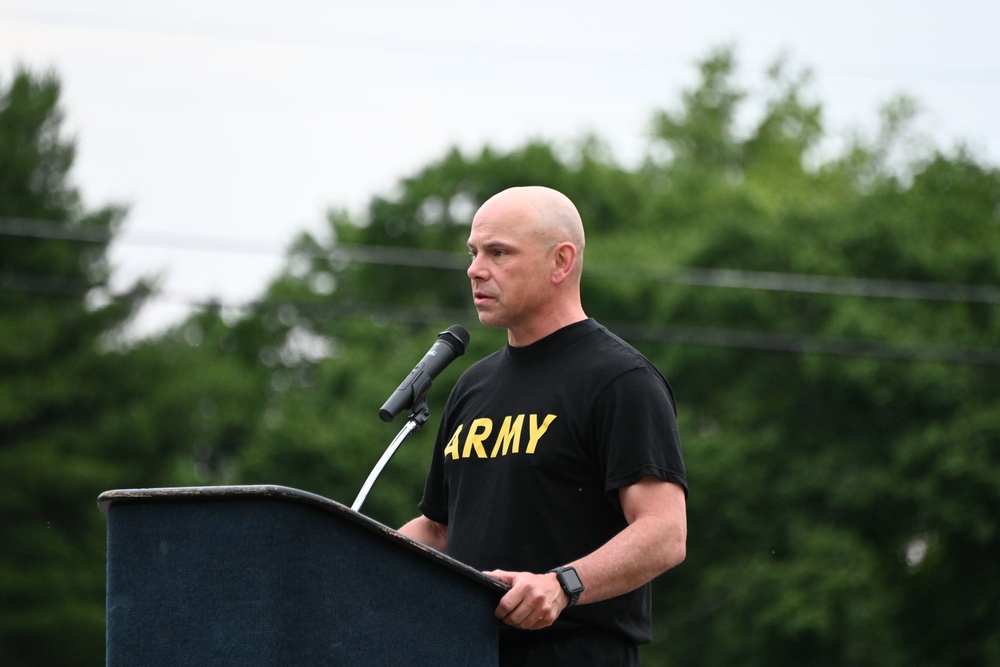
[608,320,1000,367]
[0,215,113,243]
[2,271,999,367]
[3,215,999,305]
[0,215,282,256]
[596,265,1000,304]
[0,270,97,297]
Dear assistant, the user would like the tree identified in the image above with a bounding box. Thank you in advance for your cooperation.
[0,67,190,665]
[628,49,1000,666]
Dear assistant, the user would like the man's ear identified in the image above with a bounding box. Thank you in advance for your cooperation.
[551,242,578,285]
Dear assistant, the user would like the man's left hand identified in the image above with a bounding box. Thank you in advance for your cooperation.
[484,569,568,630]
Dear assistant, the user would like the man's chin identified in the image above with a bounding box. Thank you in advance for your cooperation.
[475,310,503,328]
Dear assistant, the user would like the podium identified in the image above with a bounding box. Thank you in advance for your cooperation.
[98,485,506,666]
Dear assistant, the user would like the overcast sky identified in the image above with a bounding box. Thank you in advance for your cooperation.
[3,0,998,335]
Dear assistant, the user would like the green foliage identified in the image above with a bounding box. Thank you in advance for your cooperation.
[0,67,270,665]
[627,50,1000,667]
[0,67,133,665]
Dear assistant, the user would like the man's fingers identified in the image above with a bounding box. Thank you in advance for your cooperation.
[490,570,561,629]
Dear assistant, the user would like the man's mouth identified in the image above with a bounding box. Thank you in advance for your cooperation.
[473,290,495,306]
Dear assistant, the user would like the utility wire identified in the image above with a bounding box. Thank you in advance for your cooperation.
[597,265,1000,304]
[608,320,1000,367]
[3,215,999,304]
[2,270,999,367]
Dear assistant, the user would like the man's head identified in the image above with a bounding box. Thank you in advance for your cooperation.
[466,186,587,346]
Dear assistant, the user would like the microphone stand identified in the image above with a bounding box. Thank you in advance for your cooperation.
[351,398,431,512]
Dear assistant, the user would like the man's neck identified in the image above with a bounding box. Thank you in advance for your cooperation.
[507,310,587,347]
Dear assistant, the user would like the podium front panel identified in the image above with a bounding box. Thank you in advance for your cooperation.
[104,489,501,666]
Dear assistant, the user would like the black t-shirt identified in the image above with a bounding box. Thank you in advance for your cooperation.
[418,318,686,645]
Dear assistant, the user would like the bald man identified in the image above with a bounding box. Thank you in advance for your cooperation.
[400,186,687,666]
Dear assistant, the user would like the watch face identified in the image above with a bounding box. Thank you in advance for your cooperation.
[561,568,584,593]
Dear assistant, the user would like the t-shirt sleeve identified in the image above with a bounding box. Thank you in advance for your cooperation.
[595,366,687,496]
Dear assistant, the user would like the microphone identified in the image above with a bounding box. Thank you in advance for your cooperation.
[378,325,471,422]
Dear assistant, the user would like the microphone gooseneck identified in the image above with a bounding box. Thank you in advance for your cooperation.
[354,325,471,513]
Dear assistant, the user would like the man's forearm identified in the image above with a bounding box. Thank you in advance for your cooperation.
[570,479,687,605]
[398,515,448,552]
[571,512,685,604]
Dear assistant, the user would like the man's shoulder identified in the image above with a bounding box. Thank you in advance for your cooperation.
[585,322,657,369]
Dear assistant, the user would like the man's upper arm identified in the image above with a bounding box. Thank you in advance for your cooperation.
[620,476,687,523]
[619,476,687,568]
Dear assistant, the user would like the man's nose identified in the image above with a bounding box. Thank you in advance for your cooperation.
[468,254,486,280]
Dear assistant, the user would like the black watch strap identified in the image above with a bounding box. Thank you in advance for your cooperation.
[549,565,584,607]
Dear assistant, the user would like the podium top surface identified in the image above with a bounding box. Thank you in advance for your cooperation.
[98,484,508,596]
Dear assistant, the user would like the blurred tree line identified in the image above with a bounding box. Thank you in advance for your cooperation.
[1,48,998,665]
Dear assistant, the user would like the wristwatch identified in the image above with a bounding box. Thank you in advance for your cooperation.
[549,566,584,607]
